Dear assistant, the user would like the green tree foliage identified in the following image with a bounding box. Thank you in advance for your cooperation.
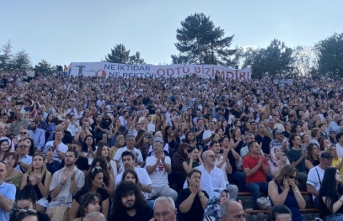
[34,59,55,75]
[242,39,294,79]
[0,39,13,71]
[315,33,343,77]
[105,44,145,64]
[12,49,31,72]
[171,13,237,66]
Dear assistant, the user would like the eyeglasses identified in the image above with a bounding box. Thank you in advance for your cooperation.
[20,132,27,135]
[287,175,298,180]
[154,211,172,218]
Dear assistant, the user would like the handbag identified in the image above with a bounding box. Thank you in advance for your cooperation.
[256,196,272,210]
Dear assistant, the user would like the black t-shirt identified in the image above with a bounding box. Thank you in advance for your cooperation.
[110,205,153,221]
[175,188,209,221]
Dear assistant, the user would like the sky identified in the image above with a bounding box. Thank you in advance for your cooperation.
[0,0,342,67]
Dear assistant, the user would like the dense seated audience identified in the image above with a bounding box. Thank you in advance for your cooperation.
[0,72,343,220]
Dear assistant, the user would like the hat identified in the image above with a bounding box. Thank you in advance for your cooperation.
[321,152,333,159]
[275,130,284,135]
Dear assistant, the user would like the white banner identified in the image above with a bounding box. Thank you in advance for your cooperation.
[68,62,252,80]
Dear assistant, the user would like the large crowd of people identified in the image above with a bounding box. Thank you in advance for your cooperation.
[0,71,343,221]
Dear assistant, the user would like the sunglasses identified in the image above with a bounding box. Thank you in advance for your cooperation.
[287,175,298,180]
[16,208,37,215]
[91,166,103,173]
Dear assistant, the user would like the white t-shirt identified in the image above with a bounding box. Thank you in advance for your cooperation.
[145,156,171,187]
[115,167,152,199]
[113,147,144,173]
[336,143,343,158]
[306,165,324,200]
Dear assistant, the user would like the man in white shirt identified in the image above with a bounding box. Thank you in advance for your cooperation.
[115,151,152,199]
[184,150,226,196]
[306,152,333,208]
[146,140,177,201]
[113,134,144,172]
[210,141,238,200]
[42,130,68,163]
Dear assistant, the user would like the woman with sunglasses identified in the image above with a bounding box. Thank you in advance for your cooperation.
[20,153,52,213]
[74,192,102,221]
[69,166,110,221]
[268,164,306,221]
[11,185,49,221]
[90,157,114,196]
[319,167,343,221]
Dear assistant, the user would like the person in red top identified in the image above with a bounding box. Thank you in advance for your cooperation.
[243,141,271,209]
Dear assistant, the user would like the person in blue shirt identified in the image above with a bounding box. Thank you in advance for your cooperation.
[28,120,46,152]
[0,160,16,221]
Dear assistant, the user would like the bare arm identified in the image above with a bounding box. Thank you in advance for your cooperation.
[179,193,197,213]
[306,184,319,197]
[69,199,79,221]
[268,181,289,205]
[0,194,14,212]
[322,196,343,213]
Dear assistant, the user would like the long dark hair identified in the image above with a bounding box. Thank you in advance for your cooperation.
[112,181,147,220]
[90,157,110,186]
[0,139,11,157]
[79,192,102,217]
[319,167,343,214]
[83,166,103,191]
[23,138,35,156]
[121,169,139,185]
[82,135,96,152]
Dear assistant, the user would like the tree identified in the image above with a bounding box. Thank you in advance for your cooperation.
[315,33,343,77]
[12,49,31,72]
[34,59,55,75]
[171,13,237,66]
[242,39,294,79]
[128,52,145,65]
[0,39,13,71]
[105,44,145,64]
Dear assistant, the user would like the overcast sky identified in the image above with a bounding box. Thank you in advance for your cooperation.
[1,0,342,66]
